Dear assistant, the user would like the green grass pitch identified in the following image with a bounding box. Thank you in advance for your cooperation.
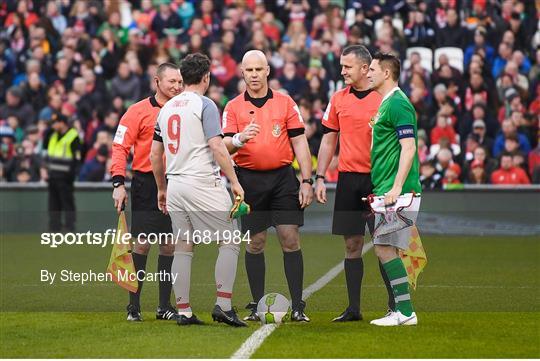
[1,233,538,358]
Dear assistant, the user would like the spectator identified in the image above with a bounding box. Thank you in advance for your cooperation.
[404,10,435,48]
[4,140,41,182]
[6,116,24,143]
[84,130,112,162]
[442,163,462,187]
[493,119,531,157]
[491,152,530,185]
[497,87,524,123]
[470,119,494,154]
[209,42,237,88]
[90,36,118,81]
[435,8,466,48]
[430,113,458,146]
[0,86,35,128]
[110,61,142,107]
[79,144,109,182]
[464,27,495,69]
[279,62,307,100]
[492,42,513,79]
[46,0,67,35]
[466,159,488,184]
[151,2,183,40]
[420,161,442,190]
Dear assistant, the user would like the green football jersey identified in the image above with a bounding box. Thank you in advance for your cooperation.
[370,88,421,196]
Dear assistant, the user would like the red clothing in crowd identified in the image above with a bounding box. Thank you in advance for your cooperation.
[210,55,237,87]
[490,166,530,185]
[430,125,457,145]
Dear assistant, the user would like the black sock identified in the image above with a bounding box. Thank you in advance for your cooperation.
[158,255,174,308]
[379,260,396,311]
[130,252,148,308]
[283,250,304,310]
[344,258,364,312]
[245,251,265,304]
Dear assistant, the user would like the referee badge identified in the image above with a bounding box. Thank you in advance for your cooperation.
[272,123,281,137]
[370,112,380,128]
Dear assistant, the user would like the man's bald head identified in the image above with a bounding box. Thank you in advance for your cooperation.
[241,50,268,67]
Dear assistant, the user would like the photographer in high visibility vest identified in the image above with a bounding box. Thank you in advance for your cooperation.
[41,112,81,232]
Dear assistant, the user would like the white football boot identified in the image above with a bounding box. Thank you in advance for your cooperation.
[370,311,417,326]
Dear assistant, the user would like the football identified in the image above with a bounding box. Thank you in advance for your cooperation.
[256,293,291,325]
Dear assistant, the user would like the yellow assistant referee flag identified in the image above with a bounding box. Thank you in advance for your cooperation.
[399,225,427,290]
[106,211,138,293]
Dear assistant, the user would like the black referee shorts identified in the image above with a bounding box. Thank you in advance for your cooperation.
[130,171,172,238]
[236,165,303,234]
[332,172,374,236]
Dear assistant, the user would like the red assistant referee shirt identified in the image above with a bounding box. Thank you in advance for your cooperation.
[322,87,381,173]
[222,89,305,171]
[110,96,162,178]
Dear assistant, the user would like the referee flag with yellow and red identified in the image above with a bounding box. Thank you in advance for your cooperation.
[399,225,427,290]
[106,211,138,293]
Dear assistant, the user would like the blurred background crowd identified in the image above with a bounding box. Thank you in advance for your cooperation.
[0,0,539,187]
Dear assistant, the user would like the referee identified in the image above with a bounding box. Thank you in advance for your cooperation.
[110,62,183,321]
[222,50,313,322]
[315,45,394,322]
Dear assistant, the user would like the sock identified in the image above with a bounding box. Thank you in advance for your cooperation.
[344,258,364,312]
[215,244,240,311]
[382,257,414,317]
[283,249,304,310]
[379,260,396,311]
[245,251,265,304]
[129,252,148,308]
[172,251,193,317]
[158,255,174,308]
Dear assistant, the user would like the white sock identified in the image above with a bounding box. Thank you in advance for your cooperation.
[215,244,240,311]
[172,250,193,316]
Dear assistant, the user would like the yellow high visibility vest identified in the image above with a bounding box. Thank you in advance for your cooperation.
[47,128,78,160]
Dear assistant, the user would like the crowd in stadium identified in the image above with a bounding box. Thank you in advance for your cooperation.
[0,0,539,187]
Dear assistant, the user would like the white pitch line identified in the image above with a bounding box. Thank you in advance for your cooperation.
[231,242,373,359]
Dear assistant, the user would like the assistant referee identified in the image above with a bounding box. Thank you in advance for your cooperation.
[315,45,394,322]
[110,62,183,322]
[222,50,313,322]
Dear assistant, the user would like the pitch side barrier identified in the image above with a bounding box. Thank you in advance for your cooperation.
[1,182,539,235]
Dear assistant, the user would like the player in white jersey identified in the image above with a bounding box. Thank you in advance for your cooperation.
[150,53,247,327]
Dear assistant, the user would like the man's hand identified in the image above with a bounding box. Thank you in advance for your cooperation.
[157,188,168,215]
[299,183,313,209]
[239,121,260,143]
[40,168,48,182]
[112,185,128,214]
[230,180,245,203]
[315,178,326,203]
[384,186,402,206]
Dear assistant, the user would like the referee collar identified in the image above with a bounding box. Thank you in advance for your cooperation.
[244,89,273,108]
[382,86,401,103]
[149,95,162,108]
[349,86,372,99]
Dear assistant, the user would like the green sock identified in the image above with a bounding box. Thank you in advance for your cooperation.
[382,257,414,317]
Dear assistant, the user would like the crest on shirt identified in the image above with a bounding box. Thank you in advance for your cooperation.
[272,123,281,137]
[369,112,380,128]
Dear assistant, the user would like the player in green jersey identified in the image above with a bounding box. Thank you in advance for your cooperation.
[367,52,421,326]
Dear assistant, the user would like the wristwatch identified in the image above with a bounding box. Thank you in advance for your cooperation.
[315,174,325,181]
[302,178,314,185]
[112,175,125,188]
